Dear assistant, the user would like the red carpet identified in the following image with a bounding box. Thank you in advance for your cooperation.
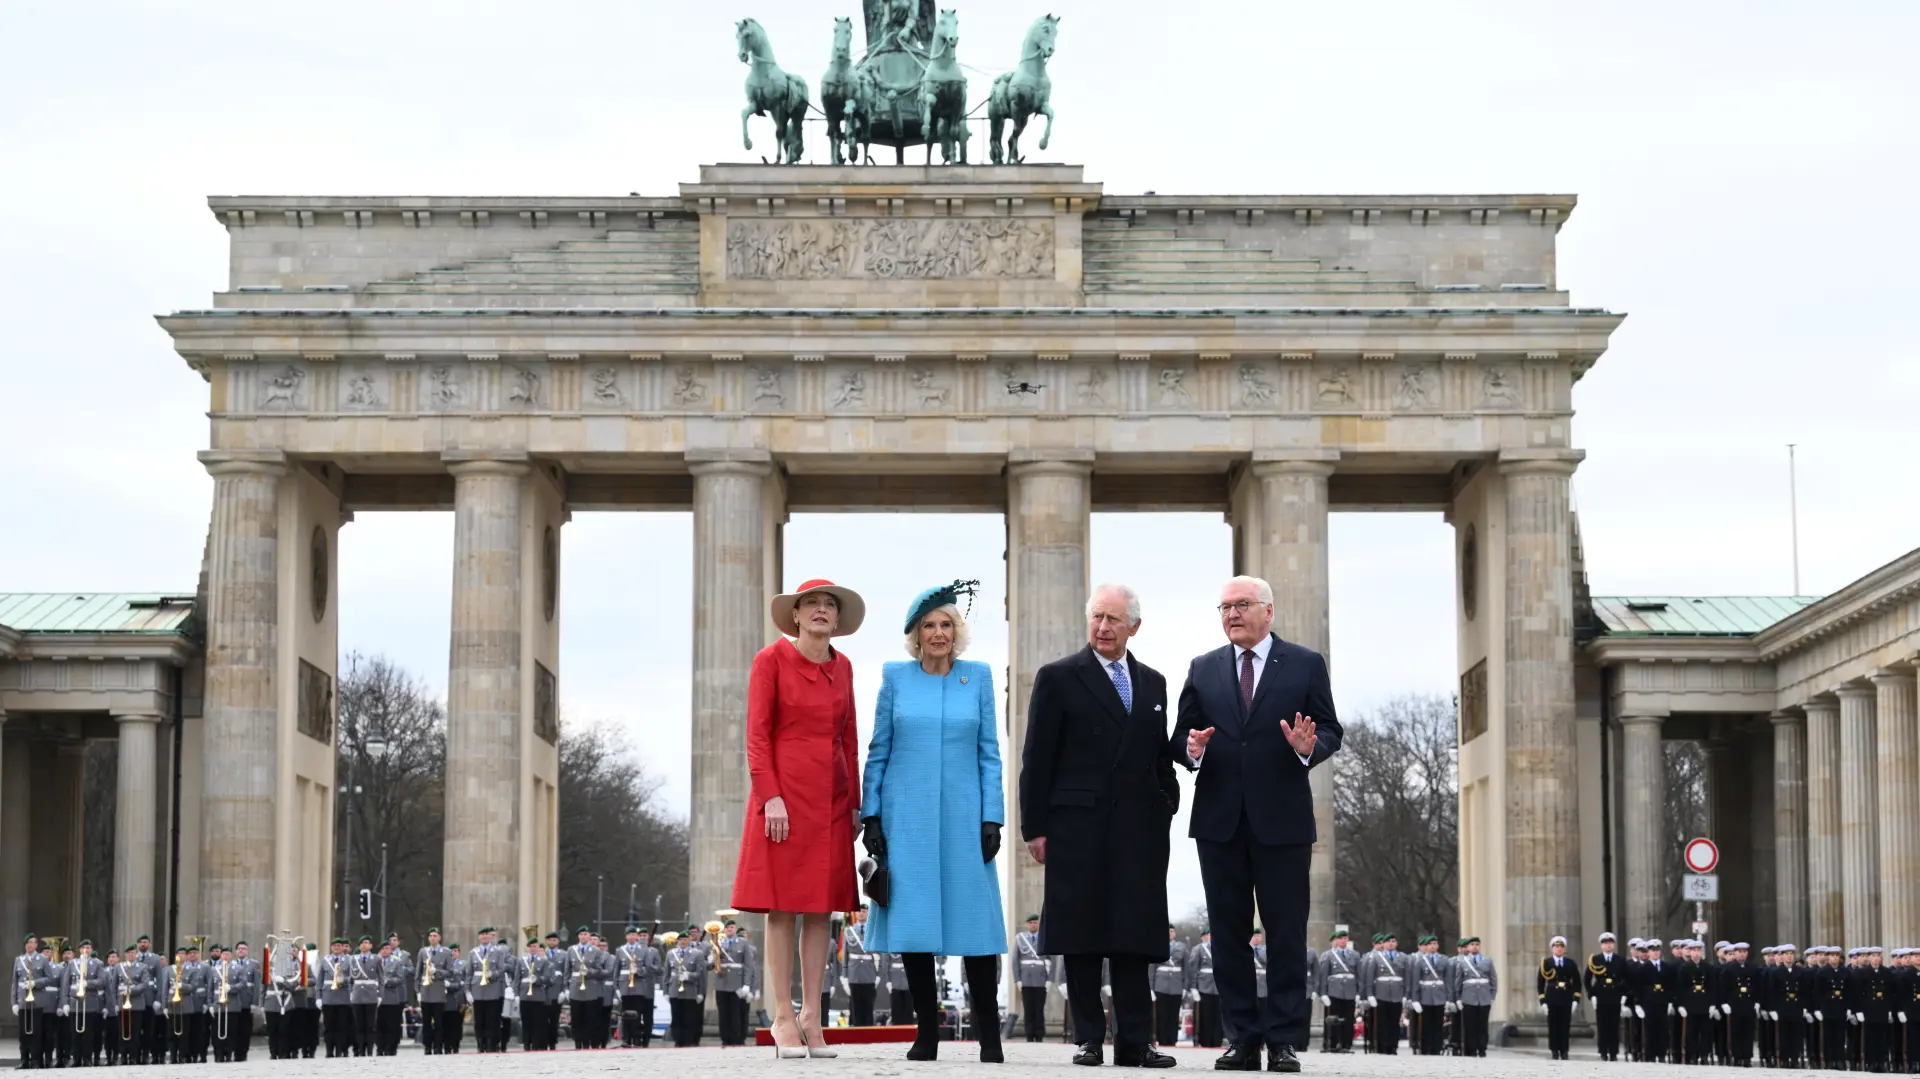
[753,1025,920,1046]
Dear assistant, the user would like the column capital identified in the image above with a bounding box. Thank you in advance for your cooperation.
[1768,711,1804,728]
[1619,714,1666,729]
[1007,449,1094,476]
[1801,695,1840,716]
[111,712,163,726]
[1867,666,1917,687]
[1834,682,1877,701]
[443,450,531,478]
[1250,449,1339,478]
[198,449,289,478]
[1496,448,1584,476]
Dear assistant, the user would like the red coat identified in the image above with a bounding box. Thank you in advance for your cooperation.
[731,639,860,915]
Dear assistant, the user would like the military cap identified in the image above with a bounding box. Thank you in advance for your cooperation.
[545,932,561,942]
[331,937,348,945]
[686,924,699,933]
[427,927,440,935]
[359,935,373,944]
[858,903,869,910]
[1598,932,1616,943]
[1549,935,1567,947]
[1456,937,1469,947]
[626,926,641,934]
[447,943,460,949]
[1731,941,1749,950]
[1417,934,1436,945]
[527,939,539,948]
[137,934,151,942]
[1370,933,1386,944]
[235,940,247,947]
[1644,939,1662,949]
[1330,930,1349,941]
[1778,943,1797,952]
[1167,923,1176,930]
[22,934,37,944]
[577,925,592,933]
[79,939,93,948]
[478,926,495,935]
[1714,940,1730,952]
[208,944,223,953]
[1027,914,1040,922]
[725,919,737,928]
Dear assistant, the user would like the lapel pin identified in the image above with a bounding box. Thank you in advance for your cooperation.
[960,675,968,684]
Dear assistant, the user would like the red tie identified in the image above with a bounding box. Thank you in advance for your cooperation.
[1239,650,1255,713]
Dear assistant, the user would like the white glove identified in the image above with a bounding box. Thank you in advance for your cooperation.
[1447,1002,1459,1014]
[1057,983,1067,999]
[1100,985,1111,1001]
[9,1005,16,1016]
[153,1001,164,1014]
[1709,1005,1721,1020]
[1540,1002,1549,1016]
[59,1006,70,1017]
[1620,1001,1632,1018]
[1803,1010,1813,1024]
[736,986,752,1000]
[1898,1012,1907,1024]
[254,1005,265,1018]
[1368,996,1378,1010]
[1755,1003,1764,1017]
[1848,1012,1860,1026]
[1677,1006,1687,1018]
[1409,1001,1422,1014]
[1184,988,1198,1003]
[1635,1005,1645,1018]
[1320,995,1330,1007]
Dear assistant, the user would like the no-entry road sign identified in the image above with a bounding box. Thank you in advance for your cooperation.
[1684,837,1719,874]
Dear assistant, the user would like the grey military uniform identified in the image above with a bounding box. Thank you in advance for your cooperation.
[1186,941,1217,995]
[108,960,149,1015]
[842,926,878,987]
[562,944,602,1002]
[1153,940,1189,997]
[1447,952,1498,1007]
[14,952,53,1012]
[57,956,106,1013]
[886,954,914,994]
[160,961,204,1015]
[468,943,509,1002]
[1016,931,1051,988]
[1408,952,1450,1009]
[380,955,410,1006]
[214,959,254,1011]
[617,942,662,997]
[416,946,452,1005]
[318,955,352,1007]
[1358,950,1408,1003]
[1314,946,1360,1001]
[347,953,383,1006]
[517,953,560,1004]
[716,936,756,996]
[667,943,706,1001]
[265,950,307,1013]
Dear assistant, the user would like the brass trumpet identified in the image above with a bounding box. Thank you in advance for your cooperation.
[706,920,727,974]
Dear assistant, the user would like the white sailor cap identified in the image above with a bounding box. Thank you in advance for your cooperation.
[1863,946,1882,954]
[1643,938,1663,949]
[1778,944,1797,952]
[1732,942,1749,950]
[1714,940,1731,952]
[1550,935,1567,947]
[1846,948,1861,958]
[1669,938,1690,949]
[1760,946,1775,954]
[1598,932,1616,943]
[1627,937,1644,947]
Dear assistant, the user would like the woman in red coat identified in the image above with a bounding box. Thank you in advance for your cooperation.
[732,578,866,1057]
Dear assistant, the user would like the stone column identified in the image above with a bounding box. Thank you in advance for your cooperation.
[1869,668,1919,947]
[1836,683,1880,949]
[1770,713,1809,949]
[1006,452,1091,1014]
[198,454,286,948]
[0,711,24,957]
[1619,715,1665,938]
[443,460,528,946]
[1250,455,1337,944]
[1706,738,1754,939]
[687,456,771,931]
[1803,698,1844,944]
[113,715,161,949]
[1498,454,1580,1017]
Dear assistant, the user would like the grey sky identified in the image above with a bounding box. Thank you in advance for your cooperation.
[2,0,1914,918]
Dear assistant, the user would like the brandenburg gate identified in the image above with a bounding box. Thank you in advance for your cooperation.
[156,162,1622,1023]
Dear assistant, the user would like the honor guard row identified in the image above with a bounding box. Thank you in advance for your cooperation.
[1305,931,1499,1058]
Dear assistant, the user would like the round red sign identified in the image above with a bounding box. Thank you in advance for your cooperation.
[1684,837,1719,874]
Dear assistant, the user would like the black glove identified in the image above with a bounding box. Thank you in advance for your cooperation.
[981,822,1001,862]
[862,817,886,859]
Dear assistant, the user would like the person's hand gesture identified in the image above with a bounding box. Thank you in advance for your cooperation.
[1186,726,1215,761]
[763,796,790,843]
[1281,713,1317,756]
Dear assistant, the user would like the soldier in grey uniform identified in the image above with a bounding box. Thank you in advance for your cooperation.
[376,940,410,1055]
[515,938,558,1051]
[263,938,305,1059]
[106,947,149,1065]
[347,936,383,1056]
[317,939,353,1058]
[1405,935,1450,1055]
[714,922,754,1045]
[132,935,166,1065]
[56,941,105,1067]
[597,935,621,1048]
[843,907,881,1027]
[617,927,662,1048]
[1015,915,1052,1042]
[415,929,453,1054]
[1186,929,1221,1047]
[666,929,707,1047]
[442,945,471,1053]
[217,944,258,1062]
[297,944,322,1058]
[15,935,55,1070]
[737,928,763,1032]
[885,953,917,1027]
[1358,933,1408,1054]
[1152,924,1189,1048]
[468,927,510,1052]
[560,926,602,1051]
[1447,935,1496,1057]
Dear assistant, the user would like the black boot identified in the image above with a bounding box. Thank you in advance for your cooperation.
[904,954,940,1062]
[965,957,1004,1063]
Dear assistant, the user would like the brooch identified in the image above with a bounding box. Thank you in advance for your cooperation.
[960,676,969,684]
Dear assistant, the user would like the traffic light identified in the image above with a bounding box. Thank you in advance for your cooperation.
[358,888,373,921]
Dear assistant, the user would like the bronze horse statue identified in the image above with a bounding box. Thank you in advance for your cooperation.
[988,14,1059,164]
[737,17,808,164]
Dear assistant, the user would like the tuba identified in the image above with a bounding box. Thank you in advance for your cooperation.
[706,920,727,974]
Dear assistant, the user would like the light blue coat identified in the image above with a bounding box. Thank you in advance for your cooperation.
[860,659,1007,956]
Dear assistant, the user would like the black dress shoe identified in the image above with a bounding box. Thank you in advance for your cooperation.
[1114,1045,1177,1068]
[1215,1043,1263,1071]
[1267,1045,1301,1073]
[1074,1044,1105,1066]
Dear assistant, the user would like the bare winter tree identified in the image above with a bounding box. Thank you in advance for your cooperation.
[1660,741,1709,932]
[1333,694,1460,943]
[333,653,447,946]
[557,721,689,935]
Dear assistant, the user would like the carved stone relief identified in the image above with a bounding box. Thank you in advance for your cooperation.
[258,365,306,410]
[343,371,385,410]
[670,366,707,406]
[1393,364,1434,410]
[910,368,950,409]
[725,217,1056,280]
[1315,366,1354,407]
[429,366,464,409]
[588,366,625,407]
[1157,366,1193,407]
[752,368,786,408]
[506,366,541,407]
[1483,366,1520,407]
[534,661,558,746]
[1077,366,1110,407]
[1239,365,1277,407]
[297,660,335,744]
[829,370,867,409]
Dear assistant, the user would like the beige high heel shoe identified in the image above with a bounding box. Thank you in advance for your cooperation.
[771,1015,807,1060]
[801,1017,838,1059]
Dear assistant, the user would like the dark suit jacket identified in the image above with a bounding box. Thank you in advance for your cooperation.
[1019,645,1178,958]
[1171,633,1341,847]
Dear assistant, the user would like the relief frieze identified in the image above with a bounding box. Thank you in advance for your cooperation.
[725,217,1056,280]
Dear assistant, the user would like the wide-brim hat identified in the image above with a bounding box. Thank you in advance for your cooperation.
[771,578,866,638]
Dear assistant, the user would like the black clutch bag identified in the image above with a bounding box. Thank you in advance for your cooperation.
[860,855,891,907]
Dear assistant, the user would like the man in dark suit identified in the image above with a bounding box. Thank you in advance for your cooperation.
[1021,583,1181,1069]
[1174,575,1341,1073]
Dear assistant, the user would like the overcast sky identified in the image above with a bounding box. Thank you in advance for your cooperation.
[3,0,1915,918]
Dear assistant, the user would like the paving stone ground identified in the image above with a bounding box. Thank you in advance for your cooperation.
[1,1042,1831,1078]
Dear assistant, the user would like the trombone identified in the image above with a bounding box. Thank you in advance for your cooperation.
[169,954,187,1037]
[73,952,89,1037]
[119,959,136,1043]
[213,957,232,1044]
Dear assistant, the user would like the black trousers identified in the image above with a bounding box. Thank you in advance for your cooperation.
[1592,993,1622,1058]
[1066,955,1150,1049]
[419,1005,442,1053]
[440,1003,464,1053]
[264,1010,290,1059]
[569,998,600,1048]
[668,998,700,1047]
[228,1009,254,1060]
[1196,817,1311,1051]
[1462,1003,1489,1056]
[17,1008,48,1068]
[377,1003,403,1054]
[717,990,748,1044]
[622,994,654,1046]
[116,1009,145,1062]
[1546,1001,1573,1058]
[1686,1003,1713,1063]
[889,987,915,1025]
[1152,992,1181,1046]
[1407,1005,1442,1054]
[473,998,504,1051]
[1369,1001,1402,1054]
[1728,1006,1755,1063]
[1776,1013,1806,1066]
[1023,986,1049,1041]
[850,982,878,1026]
[519,1001,545,1050]
[1197,993,1223,1046]
[350,1002,377,1055]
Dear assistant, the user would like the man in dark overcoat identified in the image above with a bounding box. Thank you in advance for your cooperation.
[1020,583,1181,1069]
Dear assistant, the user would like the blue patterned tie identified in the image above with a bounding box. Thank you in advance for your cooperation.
[1109,660,1133,712]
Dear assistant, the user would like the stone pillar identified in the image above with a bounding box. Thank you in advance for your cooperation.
[1619,715,1665,938]
[443,460,528,947]
[1803,698,1844,944]
[1498,454,1580,1017]
[1005,452,1091,1013]
[1836,683,1880,949]
[0,712,24,958]
[1250,455,1337,944]
[1706,738,1753,939]
[1770,713,1809,949]
[687,456,771,931]
[198,454,286,948]
[113,715,161,949]
[1869,668,1919,947]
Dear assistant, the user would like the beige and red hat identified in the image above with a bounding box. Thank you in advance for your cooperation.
[770,578,866,638]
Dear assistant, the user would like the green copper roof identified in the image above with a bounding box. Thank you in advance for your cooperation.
[0,594,197,635]
[1589,595,1820,637]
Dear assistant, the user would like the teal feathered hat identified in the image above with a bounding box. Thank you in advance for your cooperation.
[903,579,981,633]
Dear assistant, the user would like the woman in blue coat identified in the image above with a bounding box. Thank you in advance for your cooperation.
[861,580,1008,1062]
